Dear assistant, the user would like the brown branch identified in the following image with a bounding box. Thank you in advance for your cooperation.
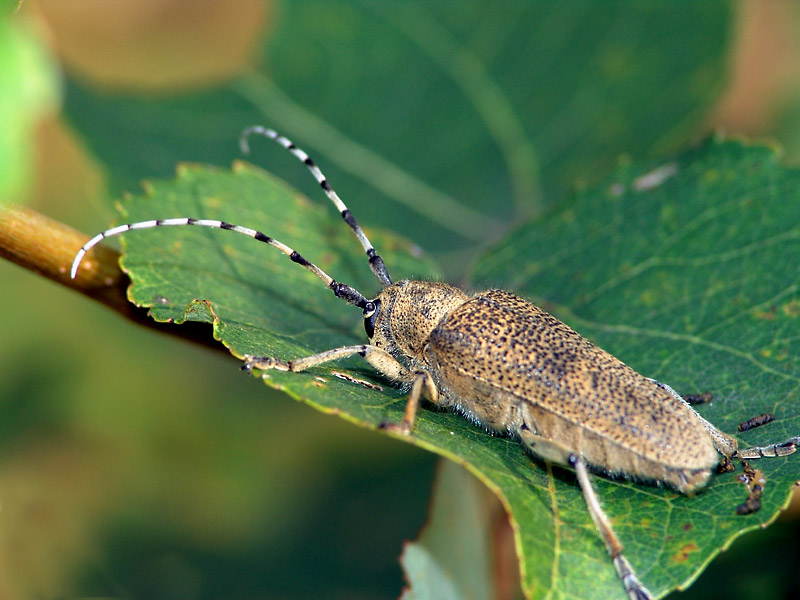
[0,203,226,352]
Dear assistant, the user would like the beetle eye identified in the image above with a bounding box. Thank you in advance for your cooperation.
[364,299,380,338]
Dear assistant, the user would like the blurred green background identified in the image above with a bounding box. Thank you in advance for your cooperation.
[3,1,800,599]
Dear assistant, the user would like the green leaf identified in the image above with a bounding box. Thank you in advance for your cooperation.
[472,137,800,599]
[63,1,732,265]
[118,161,441,427]
[113,137,800,600]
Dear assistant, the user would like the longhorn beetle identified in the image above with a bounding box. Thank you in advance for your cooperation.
[72,126,800,600]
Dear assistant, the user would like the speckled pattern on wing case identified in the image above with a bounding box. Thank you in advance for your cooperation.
[427,289,719,491]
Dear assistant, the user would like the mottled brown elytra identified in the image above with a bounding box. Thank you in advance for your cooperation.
[72,126,800,600]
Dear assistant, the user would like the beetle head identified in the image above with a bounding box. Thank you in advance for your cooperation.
[363,280,468,360]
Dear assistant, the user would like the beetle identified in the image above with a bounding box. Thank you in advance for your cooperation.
[71,126,800,600]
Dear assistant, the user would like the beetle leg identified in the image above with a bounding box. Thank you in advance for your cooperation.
[244,344,405,376]
[245,344,422,383]
[518,425,571,465]
[571,455,653,600]
[737,437,800,459]
[518,428,653,600]
[380,371,438,435]
[243,346,436,435]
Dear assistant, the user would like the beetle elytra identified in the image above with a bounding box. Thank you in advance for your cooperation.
[71,126,800,600]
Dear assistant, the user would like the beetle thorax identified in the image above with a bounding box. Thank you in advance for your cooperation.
[370,280,468,360]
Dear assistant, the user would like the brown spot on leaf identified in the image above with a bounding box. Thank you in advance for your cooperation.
[671,542,699,563]
[752,306,776,320]
[783,299,800,317]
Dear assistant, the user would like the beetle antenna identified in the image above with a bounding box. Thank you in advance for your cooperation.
[70,219,373,311]
[240,126,392,288]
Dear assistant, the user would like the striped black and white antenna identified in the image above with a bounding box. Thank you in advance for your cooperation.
[70,127,393,313]
[239,126,391,288]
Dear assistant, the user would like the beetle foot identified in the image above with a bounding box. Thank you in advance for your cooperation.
[242,354,291,373]
[378,419,412,436]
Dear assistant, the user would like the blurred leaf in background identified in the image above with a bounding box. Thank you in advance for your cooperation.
[0,0,59,201]
[3,1,800,599]
[56,0,732,272]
